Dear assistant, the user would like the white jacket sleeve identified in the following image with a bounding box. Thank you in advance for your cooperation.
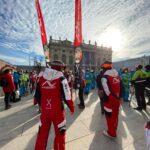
[101,77,110,96]
[61,77,74,113]
[61,78,71,100]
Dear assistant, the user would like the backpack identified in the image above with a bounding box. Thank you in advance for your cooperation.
[96,74,102,89]
[0,77,7,87]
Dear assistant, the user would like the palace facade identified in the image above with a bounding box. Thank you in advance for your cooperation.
[48,36,112,70]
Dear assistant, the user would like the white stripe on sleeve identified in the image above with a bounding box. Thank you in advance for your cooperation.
[61,79,71,100]
[101,77,110,96]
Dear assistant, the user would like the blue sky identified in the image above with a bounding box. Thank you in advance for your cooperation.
[0,0,150,65]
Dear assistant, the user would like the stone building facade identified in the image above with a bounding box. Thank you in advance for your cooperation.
[48,36,112,70]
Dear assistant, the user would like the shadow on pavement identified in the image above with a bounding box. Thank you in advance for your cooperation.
[0,95,40,149]
[88,100,124,150]
[25,91,85,150]
[89,93,148,150]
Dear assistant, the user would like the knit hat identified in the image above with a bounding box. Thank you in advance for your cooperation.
[50,60,65,71]
[101,61,112,69]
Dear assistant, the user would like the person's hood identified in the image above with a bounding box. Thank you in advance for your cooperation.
[104,69,118,77]
[42,68,64,80]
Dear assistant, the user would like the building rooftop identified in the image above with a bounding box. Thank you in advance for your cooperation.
[49,37,112,51]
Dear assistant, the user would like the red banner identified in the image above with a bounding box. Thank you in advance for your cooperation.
[35,0,50,62]
[74,0,83,89]
[74,0,82,48]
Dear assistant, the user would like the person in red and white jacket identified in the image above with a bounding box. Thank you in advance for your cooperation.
[30,71,37,93]
[34,61,74,150]
[0,69,15,110]
[101,61,121,138]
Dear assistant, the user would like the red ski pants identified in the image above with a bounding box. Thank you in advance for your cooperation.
[104,95,120,137]
[35,111,66,150]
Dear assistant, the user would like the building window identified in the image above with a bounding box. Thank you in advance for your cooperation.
[69,56,73,65]
[54,54,58,60]
[62,54,66,63]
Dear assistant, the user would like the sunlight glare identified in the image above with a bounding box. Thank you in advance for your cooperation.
[99,29,123,52]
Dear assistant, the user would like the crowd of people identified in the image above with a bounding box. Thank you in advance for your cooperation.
[119,64,150,111]
[0,65,38,110]
[0,61,150,150]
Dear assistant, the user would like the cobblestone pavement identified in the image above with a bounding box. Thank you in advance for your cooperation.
[0,90,149,150]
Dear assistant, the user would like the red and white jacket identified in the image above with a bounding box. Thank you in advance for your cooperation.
[101,69,120,113]
[34,68,74,113]
[101,69,120,97]
[0,73,15,93]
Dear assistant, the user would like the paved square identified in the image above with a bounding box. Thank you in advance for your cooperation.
[0,90,149,150]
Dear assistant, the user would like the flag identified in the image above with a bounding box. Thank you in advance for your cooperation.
[35,0,50,62]
[74,0,83,89]
[74,0,82,48]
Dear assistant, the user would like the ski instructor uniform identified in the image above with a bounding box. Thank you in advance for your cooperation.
[101,61,121,138]
[35,61,74,150]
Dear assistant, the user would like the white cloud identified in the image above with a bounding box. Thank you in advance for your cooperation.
[0,0,150,64]
[0,54,27,65]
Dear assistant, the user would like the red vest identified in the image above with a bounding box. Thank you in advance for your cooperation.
[105,75,120,98]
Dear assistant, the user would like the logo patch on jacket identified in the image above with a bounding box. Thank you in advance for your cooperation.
[42,81,56,89]
[113,78,120,84]
[46,99,52,109]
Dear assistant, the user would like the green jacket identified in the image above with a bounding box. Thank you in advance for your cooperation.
[132,69,147,81]
[20,73,28,85]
